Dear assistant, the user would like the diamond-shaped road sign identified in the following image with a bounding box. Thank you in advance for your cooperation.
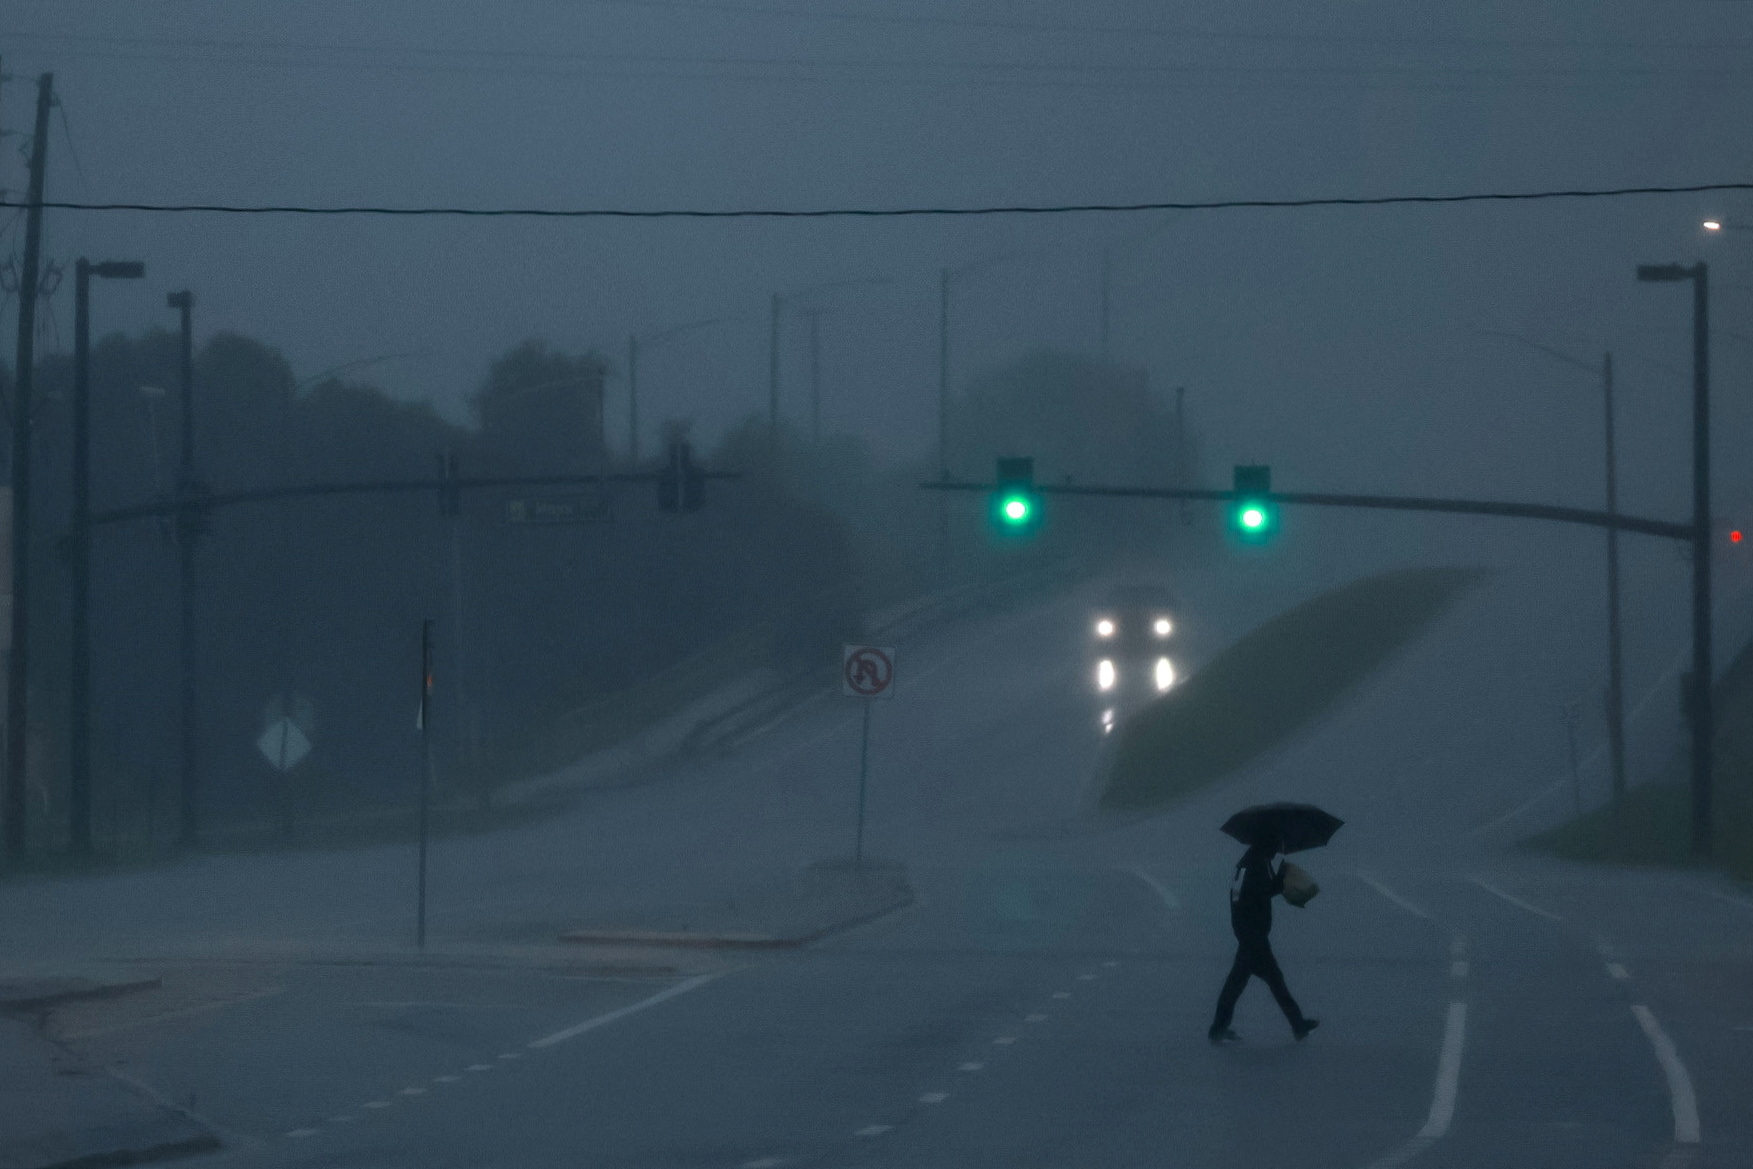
[257,717,312,772]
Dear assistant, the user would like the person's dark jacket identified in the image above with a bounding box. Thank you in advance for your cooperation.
[1230,848,1284,934]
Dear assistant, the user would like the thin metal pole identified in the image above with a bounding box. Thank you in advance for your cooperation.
[169,291,198,846]
[417,618,434,949]
[626,334,639,464]
[768,293,781,442]
[854,699,871,866]
[6,73,53,861]
[807,310,822,447]
[68,261,92,855]
[937,268,951,576]
[1602,352,1626,801]
[1100,249,1112,361]
[1689,264,1712,857]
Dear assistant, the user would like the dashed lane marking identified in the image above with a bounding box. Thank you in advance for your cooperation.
[466,1063,493,1072]
[497,1052,520,1060]
[528,972,725,1050]
[433,1075,461,1083]
[1449,937,1467,959]
[1077,973,1096,981]
[1025,1013,1048,1023]
[1102,960,1119,968]
[742,1158,787,1168]
[958,1062,984,1072]
[284,1129,319,1139]
[1607,963,1631,981]
[328,1115,356,1124]
[1450,961,1468,980]
[1052,991,1071,999]
[993,1036,1017,1046]
[920,1092,948,1104]
[855,1125,892,1138]
[362,1101,391,1110]
[1633,1005,1701,1145]
[1468,876,1565,922]
[397,1087,426,1096]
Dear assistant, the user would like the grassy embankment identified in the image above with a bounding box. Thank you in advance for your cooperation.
[1098,566,1486,813]
[1527,634,1753,880]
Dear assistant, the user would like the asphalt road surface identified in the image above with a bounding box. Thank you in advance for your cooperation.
[7,537,1753,1169]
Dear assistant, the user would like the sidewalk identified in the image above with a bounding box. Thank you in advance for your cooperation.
[0,1013,216,1169]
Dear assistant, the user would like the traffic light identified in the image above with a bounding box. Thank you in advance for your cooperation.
[659,441,704,512]
[1232,464,1276,540]
[991,456,1040,534]
[437,449,461,517]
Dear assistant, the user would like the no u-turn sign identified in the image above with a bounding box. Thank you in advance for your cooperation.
[842,644,896,699]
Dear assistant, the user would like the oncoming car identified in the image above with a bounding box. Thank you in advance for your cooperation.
[1090,583,1178,732]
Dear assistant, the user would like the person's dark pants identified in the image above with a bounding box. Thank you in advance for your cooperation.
[1211,929,1305,1032]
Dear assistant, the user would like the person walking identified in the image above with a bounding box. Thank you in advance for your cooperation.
[1209,835,1318,1044]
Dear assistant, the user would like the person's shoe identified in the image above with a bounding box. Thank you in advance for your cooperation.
[1293,1018,1320,1041]
[1208,1028,1241,1045]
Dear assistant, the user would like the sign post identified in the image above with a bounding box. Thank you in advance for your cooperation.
[842,645,896,866]
[416,619,434,950]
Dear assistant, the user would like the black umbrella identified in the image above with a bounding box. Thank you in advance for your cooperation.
[1221,802,1344,854]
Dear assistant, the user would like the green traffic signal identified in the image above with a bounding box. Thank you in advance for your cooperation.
[1001,495,1032,524]
[1232,464,1276,541]
[992,456,1040,536]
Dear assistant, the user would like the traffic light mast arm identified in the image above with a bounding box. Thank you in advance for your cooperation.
[920,479,1692,542]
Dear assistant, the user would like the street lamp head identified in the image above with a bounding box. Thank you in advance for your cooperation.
[166,290,193,310]
[92,260,145,280]
[1703,220,1723,232]
[1637,263,1692,283]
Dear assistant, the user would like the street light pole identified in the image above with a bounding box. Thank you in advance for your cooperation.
[805,309,824,447]
[626,333,639,464]
[768,292,781,443]
[1600,352,1626,801]
[166,290,199,847]
[1637,261,1712,857]
[69,258,145,855]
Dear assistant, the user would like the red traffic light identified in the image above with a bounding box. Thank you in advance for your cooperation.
[1732,530,1744,545]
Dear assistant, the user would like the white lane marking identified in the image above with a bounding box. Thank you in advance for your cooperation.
[362,1100,391,1110]
[1102,960,1119,968]
[1052,991,1071,999]
[1356,872,1434,921]
[433,1075,461,1083]
[855,1124,892,1137]
[61,986,288,1040]
[958,1062,984,1072]
[465,1063,493,1072]
[1607,963,1631,981]
[1128,865,1185,918]
[993,1036,1017,1046]
[1077,973,1096,981]
[397,1086,426,1096]
[1025,1013,1048,1023]
[1595,939,1619,959]
[1468,877,1565,922]
[1632,1005,1701,1144]
[1449,937,1467,959]
[284,1128,319,1139]
[328,1115,357,1124]
[1360,1002,1467,1169]
[497,1052,520,1060]
[528,972,724,1050]
[920,1092,948,1104]
[742,1158,787,1169]
[1450,961,1468,980]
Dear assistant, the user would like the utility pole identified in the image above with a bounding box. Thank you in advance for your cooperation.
[1099,249,1112,362]
[167,290,199,846]
[5,73,52,861]
[768,292,781,443]
[69,260,145,855]
[937,268,951,575]
[1635,261,1712,856]
[805,309,824,447]
[626,334,639,464]
[1601,352,1626,801]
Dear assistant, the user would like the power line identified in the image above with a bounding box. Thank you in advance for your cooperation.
[1,181,1749,220]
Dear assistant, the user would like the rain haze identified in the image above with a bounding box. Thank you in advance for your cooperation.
[1,2,1752,1167]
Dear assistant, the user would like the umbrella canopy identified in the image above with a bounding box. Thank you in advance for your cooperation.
[1221,802,1344,854]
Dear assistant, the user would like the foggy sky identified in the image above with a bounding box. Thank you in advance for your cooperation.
[2,0,1751,530]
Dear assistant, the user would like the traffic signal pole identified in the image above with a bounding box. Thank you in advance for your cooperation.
[5,73,52,861]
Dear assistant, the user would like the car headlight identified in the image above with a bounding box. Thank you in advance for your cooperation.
[1153,617,1172,637]
[1095,618,1115,638]
[1154,657,1175,691]
[1097,659,1116,691]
